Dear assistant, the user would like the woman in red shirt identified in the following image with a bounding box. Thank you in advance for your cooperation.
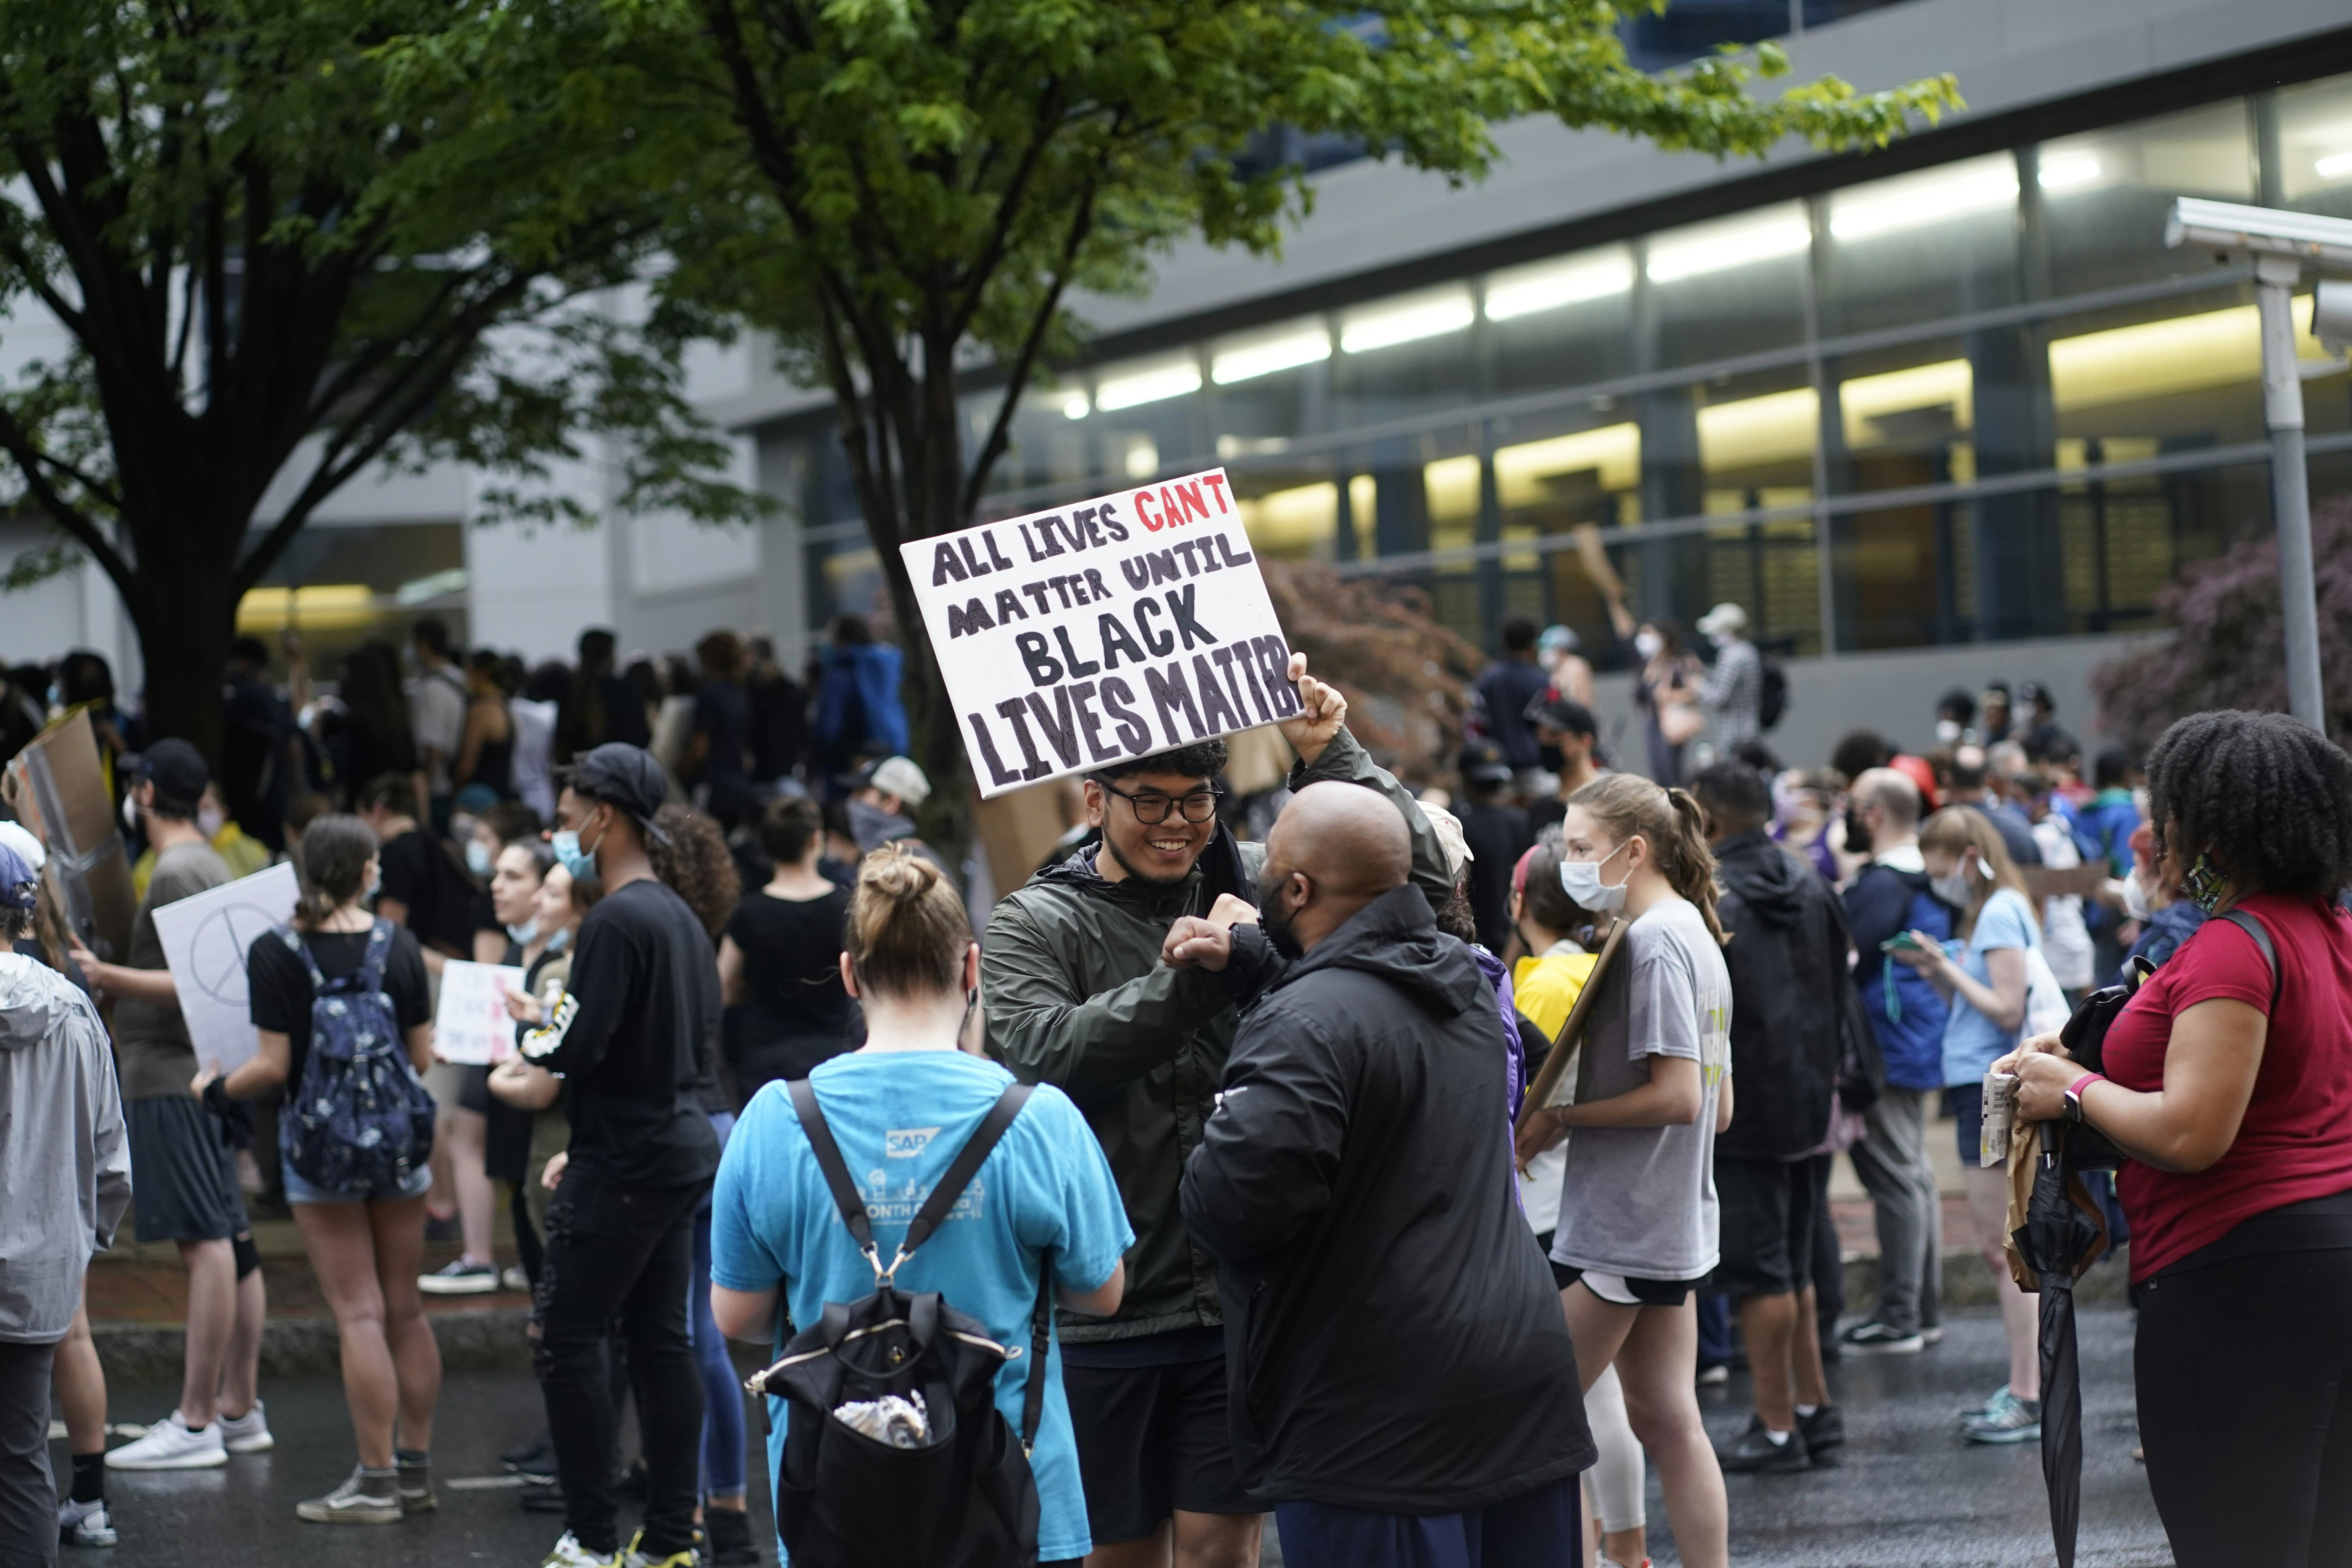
[2000,710,2352,1567]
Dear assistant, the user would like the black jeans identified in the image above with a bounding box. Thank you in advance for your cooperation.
[2135,1245,2352,1567]
[0,1339,58,1568]
[534,1172,706,1557]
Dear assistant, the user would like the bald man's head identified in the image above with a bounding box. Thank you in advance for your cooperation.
[1258,782,1412,956]
[1854,767,1920,827]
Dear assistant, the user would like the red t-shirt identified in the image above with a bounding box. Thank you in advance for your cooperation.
[2105,894,2352,1281]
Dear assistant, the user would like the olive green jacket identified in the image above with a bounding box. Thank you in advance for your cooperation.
[981,728,1450,1340]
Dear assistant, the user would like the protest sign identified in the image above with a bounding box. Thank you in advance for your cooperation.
[150,862,299,1074]
[434,959,530,1066]
[2,710,137,962]
[898,466,1298,798]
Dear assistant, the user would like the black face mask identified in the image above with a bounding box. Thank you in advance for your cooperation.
[1844,807,1871,855]
[1261,886,1305,961]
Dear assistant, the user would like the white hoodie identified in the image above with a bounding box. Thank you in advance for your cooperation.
[0,950,131,1343]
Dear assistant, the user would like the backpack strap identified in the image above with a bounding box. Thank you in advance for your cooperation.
[787,1078,1036,1286]
[1020,1269,1053,1454]
[360,920,394,987]
[275,924,329,991]
[2219,909,2283,1012]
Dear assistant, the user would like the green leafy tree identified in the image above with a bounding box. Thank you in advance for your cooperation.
[0,0,759,753]
[418,0,1958,860]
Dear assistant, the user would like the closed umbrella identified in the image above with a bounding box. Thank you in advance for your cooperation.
[2014,1125,2107,1568]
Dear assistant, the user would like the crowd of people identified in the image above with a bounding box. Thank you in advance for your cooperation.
[1,592,2348,1568]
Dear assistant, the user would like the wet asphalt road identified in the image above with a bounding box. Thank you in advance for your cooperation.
[60,1305,2166,1566]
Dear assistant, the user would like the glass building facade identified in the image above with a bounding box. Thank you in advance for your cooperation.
[786,71,2352,664]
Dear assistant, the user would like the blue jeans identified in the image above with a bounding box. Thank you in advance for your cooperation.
[690,1113,746,1499]
[1274,1474,1582,1568]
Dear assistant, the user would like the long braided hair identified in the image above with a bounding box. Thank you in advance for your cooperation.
[2144,711,2352,900]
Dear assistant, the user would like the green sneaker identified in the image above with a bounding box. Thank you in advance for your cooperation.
[1964,1391,2042,1444]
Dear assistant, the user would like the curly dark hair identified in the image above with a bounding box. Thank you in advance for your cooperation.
[2145,710,2352,900]
[646,803,740,941]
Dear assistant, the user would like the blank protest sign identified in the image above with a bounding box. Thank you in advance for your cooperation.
[899,466,1297,798]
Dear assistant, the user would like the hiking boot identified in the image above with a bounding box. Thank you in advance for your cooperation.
[58,1497,117,1548]
[218,1401,274,1454]
[105,1413,225,1471]
[296,1466,403,1524]
[1715,1415,1811,1473]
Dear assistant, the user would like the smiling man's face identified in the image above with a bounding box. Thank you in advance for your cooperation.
[1089,768,1219,886]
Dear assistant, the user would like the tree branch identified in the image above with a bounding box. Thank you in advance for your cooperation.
[959,172,1102,520]
[0,403,133,592]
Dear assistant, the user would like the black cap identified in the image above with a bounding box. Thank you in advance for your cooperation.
[1524,692,1597,738]
[134,739,210,810]
[1458,742,1513,786]
[2018,680,2053,710]
[572,743,672,845]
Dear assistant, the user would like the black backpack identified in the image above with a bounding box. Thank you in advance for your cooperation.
[1758,654,1789,731]
[748,1079,1052,1568]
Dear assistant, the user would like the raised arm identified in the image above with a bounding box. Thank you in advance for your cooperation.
[1288,725,1452,913]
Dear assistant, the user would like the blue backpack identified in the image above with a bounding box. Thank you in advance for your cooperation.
[276,920,437,1192]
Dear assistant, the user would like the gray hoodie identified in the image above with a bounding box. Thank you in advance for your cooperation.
[0,951,131,1343]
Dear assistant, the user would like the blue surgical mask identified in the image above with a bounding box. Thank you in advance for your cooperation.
[365,867,383,902]
[466,840,494,877]
[544,926,570,954]
[1559,838,1633,915]
[550,830,591,880]
[504,918,539,946]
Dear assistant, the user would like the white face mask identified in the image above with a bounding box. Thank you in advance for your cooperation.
[1930,850,1987,909]
[121,793,138,834]
[2120,872,2154,923]
[466,839,495,877]
[1634,631,1663,659]
[1935,719,1962,745]
[505,918,540,946]
[196,806,226,839]
[1559,838,1634,915]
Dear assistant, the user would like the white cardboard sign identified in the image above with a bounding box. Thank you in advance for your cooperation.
[149,862,300,1074]
[898,466,1299,798]
[432,959,530,1066]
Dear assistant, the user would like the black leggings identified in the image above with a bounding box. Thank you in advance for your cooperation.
[2135,1246,2352,1567]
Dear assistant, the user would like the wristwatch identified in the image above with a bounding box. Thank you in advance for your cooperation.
[2062,1072,2103,1124]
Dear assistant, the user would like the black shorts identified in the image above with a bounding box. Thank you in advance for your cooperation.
[457,1062,494,1115]
[1061,1345,1258,1540]
[1548,1262,1703,1308]
[125,1096,250,1245]
[1714,1152,1828,1299]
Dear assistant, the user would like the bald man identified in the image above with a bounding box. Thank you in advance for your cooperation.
[1837,767,1953,1356]
[1172,783,1592,1567]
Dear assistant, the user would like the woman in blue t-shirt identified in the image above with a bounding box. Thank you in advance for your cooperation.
[707,847,1131,1566]
[1892,807,2045,1444]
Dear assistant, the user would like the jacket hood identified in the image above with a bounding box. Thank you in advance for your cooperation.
[845,797,916,854]
[1276,884,1485,1018]
[0,952,82,1053]
[1715,829,1809,926]
[1028,821,1252,920]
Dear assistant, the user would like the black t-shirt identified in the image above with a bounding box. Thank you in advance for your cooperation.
[694,681,751,787]
[248,924,432,1104]
[519,878,721,1190]
[377,828,480,956]
[724,887,854,1050]
[1528,796,1567,838]
[1459,803,1531,953]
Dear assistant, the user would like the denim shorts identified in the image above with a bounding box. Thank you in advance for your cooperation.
[283,1161,433,1206]
[1945,1082,1985,1168]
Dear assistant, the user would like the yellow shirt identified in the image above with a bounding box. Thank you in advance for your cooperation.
[132,822,272,900]
[1513,949,1598,1045]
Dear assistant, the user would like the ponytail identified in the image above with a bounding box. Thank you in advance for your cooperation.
[1566,773,1727,946]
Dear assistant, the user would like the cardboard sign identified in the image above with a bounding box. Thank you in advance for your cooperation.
[898,467,1299,798]
[149,862,300,1074]
[2,711,137,962]
[433,959,530,1066]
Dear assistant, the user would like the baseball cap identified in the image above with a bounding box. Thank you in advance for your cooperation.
[571,743,672,846]
[1422,804,1473,881]
[1696,602,1749,639]
[134,739,210,809]
[862,756,932,809]
[1537,624,1579,656]
[0,820,41,910]
[1524,693,1597,737]
[1457,743,1512,786]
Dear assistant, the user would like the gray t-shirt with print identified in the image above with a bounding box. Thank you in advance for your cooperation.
[1548,896,1732,1283]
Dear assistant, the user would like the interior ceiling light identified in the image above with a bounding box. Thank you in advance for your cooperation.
[1483,253,1635,320]
[1646,214,1811,284]
[1061,392,1090,420]
[1829,161,2018,242]
[1339,293,1474,353]
[1093,362,1201,412]
[2316,149,2352,180]
[1211,329,1331,384]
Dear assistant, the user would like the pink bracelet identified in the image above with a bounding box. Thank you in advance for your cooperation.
[2067,1072,2105,1100]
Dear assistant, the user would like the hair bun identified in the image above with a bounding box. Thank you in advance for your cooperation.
[860,844,940,903]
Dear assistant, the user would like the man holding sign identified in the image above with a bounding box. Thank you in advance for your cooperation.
[980,646,1448,1568]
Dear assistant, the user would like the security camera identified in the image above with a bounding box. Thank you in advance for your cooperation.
[2165,197,2352,271]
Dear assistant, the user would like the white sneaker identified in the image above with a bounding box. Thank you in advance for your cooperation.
[501,1264,532,1293]
[58,1496,117,1547]
[543,1531,620,1567]
[218,1401,273,1454]
[419,1258,500,1295]
[105,1412,226,1471]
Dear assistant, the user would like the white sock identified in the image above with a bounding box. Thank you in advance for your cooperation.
[1796,1403,1820,1418]
[1764,1427,1791,1445]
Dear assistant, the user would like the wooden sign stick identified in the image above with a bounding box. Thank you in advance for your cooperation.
[1513,915,1627,1139]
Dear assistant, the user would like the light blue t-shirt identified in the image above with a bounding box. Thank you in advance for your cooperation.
[1941,886,2040,1086]
[710,1051,1131,1564]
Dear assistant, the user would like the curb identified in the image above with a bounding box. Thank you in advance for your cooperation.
[1842,1245,2131,1313]
[91,1307,534,1384]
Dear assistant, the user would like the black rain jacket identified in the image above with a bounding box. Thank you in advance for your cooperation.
[1713,829,1851,1161]
[1180,884,1593,1512]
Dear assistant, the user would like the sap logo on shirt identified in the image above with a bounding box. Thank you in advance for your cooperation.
[886,1127,941,1159]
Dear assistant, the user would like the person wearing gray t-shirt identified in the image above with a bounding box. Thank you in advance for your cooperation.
[1515,773,1733,1568]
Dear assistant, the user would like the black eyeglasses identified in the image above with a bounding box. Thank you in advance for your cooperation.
[1100,781,1222,825]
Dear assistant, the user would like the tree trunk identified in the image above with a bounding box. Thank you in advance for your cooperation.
[123,558,239,763]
